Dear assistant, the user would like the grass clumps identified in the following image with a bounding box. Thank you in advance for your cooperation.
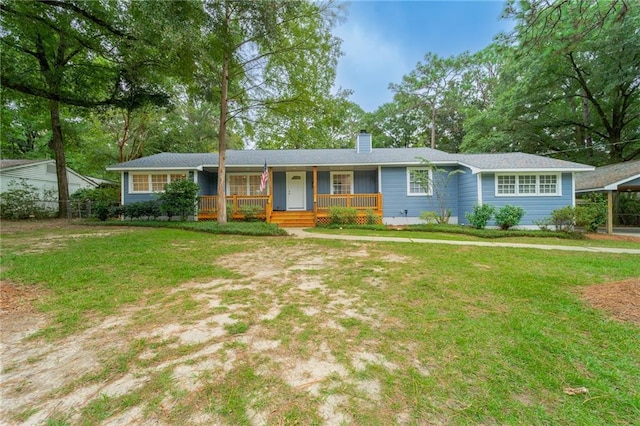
[88,219,288,236]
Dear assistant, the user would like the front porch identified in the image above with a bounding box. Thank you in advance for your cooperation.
[198,193,382,227]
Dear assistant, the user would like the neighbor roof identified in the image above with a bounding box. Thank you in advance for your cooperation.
[0,159,51,169]
[575,160,640,192]
[107,149,594,173]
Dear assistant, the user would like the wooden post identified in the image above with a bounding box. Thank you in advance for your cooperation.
[313,166,318,221]
[607,190,613,235]
[267,167,273,222]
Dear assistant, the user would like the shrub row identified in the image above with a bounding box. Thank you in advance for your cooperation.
[465,204,525,230]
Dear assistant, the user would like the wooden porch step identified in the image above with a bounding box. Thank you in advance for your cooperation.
[270,211,316,228]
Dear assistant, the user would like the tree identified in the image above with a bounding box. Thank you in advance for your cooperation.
[391,53,468,149]
[202,0,342,223]
[464,0,639,164]
[1,0,170,216]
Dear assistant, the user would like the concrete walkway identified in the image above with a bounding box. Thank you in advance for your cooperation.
[285,228,640,255]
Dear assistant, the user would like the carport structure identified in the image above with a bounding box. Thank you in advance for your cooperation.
[575,160,640,234]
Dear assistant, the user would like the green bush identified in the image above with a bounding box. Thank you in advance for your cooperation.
[328,206,357,225]
[365,209,379,225]
[465,203,495,229]
[123,200,161,220]
[0,180,57,219]
[239,204,263,222]
[158,179,200,221]
[550,206,575,232]
[494,205,525,230]
[419,211,438,224]
[576,199,607,232]
[71,187,120,221]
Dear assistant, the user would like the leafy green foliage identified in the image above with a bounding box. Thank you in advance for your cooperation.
[327,206,358,225]
[239,205,263,222]
[120,201,162,221]
[416,159,464,224]
[575,194,607,232]
[0,180,57,219]
[465,203,495,229]
[71,187,120,221]
[158,179,199,221]
[328,206,358,225]
[550,206,576,232]
[494,204,525,230]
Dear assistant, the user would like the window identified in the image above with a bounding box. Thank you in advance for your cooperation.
[495,174,560,196]
[539,175,558,194]
[132,174,150,192]
[518,175,537,194]
[130,173,188,193]
[151,174,168,191]
[331,172,353,195]
[407,168,431,196]
[228,173,264,195]
[497,175,516,194]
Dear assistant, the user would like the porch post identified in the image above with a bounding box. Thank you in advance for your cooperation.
[606,190,613,235]
[267,167,273,222]
[313,166,318,221]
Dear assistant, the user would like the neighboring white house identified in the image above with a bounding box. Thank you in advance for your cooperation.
[0,159,99,196]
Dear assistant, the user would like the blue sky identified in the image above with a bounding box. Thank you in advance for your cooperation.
[333,1,512,112]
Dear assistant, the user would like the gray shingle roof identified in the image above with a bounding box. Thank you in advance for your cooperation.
[106,149,594,172]
[456,152,593,171]
[0,159,51,169]
[575,160,640,191]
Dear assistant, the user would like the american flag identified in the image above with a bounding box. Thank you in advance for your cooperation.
[259,161,268,192]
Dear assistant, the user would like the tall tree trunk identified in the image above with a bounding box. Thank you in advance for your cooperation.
[48,99,69,218]
[216,11,230,224]
[582,90,592,159]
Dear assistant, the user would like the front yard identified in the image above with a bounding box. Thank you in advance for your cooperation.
[0,222,638,425]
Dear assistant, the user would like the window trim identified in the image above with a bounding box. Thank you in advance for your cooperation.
[226,172,267,196]
[330,171,354,195]
[129,172,188,194]
[407,167,432,196]
[494,173,561,197]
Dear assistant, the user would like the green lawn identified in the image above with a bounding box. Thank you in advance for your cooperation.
[306,226,640,249]
[1,225,638,425]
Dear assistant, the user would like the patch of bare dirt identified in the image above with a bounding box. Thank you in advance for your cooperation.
[0,281,47,316]
[0,234,405,425]
[585,233,640,243]
[581,279,640,323]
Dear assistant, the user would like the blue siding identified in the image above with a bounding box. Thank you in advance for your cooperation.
[481,172,574,225]
[316,170,377,194]
[357,133,372,153]
[317,171,330,193]
[457,167,478,226]
[123,172,157,204]
[273,172,286,211]
[354,170,377,193]
[198,171,217,196]
[306,171,313,211]
[381,166,459,220]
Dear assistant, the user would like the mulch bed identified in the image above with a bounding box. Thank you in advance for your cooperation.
[581,279,640,324]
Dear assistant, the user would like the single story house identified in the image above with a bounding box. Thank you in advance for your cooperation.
[0,159,99,196]
[106,132,594,227]
[575,159,640,233]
